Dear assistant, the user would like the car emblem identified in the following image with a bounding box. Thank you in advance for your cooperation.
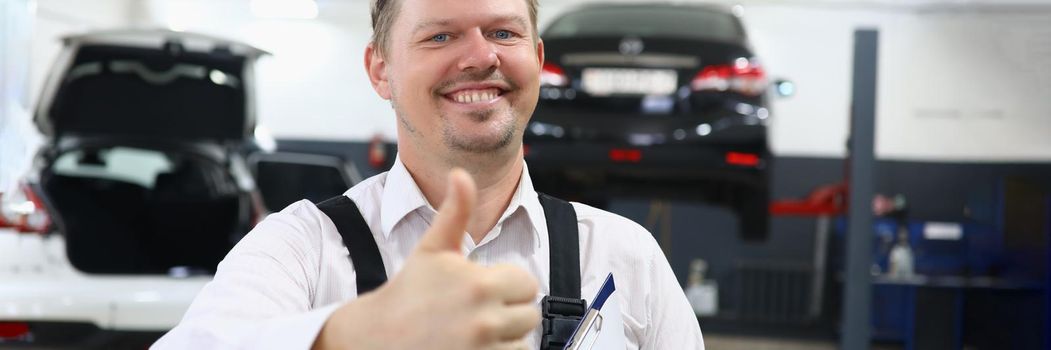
[619,37,644,55]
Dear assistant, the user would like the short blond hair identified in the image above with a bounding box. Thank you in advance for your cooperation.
[370,0,539,57]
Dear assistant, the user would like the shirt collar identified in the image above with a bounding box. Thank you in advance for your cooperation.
[513,161,547,248]
[379,155,432,238]
[379,155,547,246]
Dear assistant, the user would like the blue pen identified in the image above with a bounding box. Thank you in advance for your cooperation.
[564,273,616,350]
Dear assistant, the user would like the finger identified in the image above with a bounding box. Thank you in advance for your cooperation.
[494,304,542,342]
[415,168,477,254]
[485,265,539,304]
[484,339,531,350]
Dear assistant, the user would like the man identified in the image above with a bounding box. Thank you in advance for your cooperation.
[154,0,704,349]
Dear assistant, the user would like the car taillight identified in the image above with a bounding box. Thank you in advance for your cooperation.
[725,152,760,167]
[0,322,32,341]
[690,58,767,96]
[541,62,568,87]
[0,184,52,234]
[0,192,6,228]
[609,148,642,163]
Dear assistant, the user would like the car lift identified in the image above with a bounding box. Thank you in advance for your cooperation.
[770,183,848,320]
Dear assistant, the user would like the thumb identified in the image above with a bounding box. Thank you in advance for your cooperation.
[415,168,477,254]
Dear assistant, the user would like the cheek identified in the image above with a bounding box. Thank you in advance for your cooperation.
[504,53,540,91]
[391,67,437,111]
[505,50,540,85]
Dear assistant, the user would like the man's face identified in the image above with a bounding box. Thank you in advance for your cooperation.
[367,0,543,156]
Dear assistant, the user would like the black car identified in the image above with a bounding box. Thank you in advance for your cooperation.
[525,3,777,240]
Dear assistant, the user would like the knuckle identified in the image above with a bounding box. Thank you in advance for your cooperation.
[466,276,496,302]
[471,315,501,343]
[499,266,537,296]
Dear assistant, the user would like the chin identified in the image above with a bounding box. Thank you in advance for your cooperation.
[445,130,518,154]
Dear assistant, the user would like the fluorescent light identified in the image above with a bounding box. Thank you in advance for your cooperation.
[250,0,318,20]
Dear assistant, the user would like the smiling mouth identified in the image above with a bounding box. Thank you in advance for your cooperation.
[444,88,505,104]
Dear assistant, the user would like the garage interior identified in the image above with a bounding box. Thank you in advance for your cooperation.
[2,0,1050,349]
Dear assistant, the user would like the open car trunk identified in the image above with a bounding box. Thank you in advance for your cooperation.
[35,30,267,142]
[40,145,249,275]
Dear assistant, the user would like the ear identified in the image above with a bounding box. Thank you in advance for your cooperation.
[536,38,545,68]
[365,42,392,100]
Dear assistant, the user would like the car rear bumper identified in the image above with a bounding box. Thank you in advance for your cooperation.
[524,140,769,203]
[529,103,769,145]
[0,320,165,349]
[2,230,209,333]
[525,140,768,177]
[0,276,209,332]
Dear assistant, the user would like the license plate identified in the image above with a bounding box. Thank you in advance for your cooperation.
[581,68,677,96]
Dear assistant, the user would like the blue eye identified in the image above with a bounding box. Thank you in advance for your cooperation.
[432,34,449,42]
[493,30,513,40]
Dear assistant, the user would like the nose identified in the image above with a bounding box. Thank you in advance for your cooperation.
[457,29,499,72]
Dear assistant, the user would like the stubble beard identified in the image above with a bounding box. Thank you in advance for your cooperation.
[440,107,518,154]
[392,68,523,156]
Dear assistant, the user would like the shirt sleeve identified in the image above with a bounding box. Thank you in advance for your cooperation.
[643,237,706,350]
[152,202,340,350]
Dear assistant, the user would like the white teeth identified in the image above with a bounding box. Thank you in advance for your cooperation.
[451,89,499,104]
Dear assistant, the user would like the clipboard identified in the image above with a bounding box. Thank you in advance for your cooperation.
[563,273,624,350]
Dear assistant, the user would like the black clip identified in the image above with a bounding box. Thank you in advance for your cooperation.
[540,295,587,350]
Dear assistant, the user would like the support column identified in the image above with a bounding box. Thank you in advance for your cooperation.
[841,29,879,350]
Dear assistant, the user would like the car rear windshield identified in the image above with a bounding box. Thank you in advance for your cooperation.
[52,147,175,188]
[544,6,745,42]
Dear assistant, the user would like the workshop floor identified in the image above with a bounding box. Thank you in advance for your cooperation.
[704,335,904,350]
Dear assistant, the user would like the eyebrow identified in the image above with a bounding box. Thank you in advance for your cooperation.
[411,15,530,37]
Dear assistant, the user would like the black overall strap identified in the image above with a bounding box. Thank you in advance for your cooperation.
[315,192,583,350]
[315,195,388,294]
[537,193,586,350]
[539,193,581,298]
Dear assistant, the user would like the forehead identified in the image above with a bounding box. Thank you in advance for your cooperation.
[393,0,530,32]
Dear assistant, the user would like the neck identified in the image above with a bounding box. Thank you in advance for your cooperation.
[399,141,524,244]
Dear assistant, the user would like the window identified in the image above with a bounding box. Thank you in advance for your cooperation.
[544,7,744,42]
[52,147,173,188]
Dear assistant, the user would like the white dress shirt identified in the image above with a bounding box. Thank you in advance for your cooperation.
[154,158,704,349]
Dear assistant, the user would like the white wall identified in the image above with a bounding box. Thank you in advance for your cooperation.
[877,12,1051,162]
[30,0,135,103]
[741,4,892,159]
[1,0,134,190]
[0,0,36,191]
[639,0,1051,161]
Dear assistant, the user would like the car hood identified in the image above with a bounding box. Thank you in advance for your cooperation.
[34,29,269,142]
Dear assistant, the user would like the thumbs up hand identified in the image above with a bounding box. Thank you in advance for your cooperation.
[315,169,541,350]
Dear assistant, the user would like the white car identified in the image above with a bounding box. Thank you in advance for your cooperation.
[0,29,355,348]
